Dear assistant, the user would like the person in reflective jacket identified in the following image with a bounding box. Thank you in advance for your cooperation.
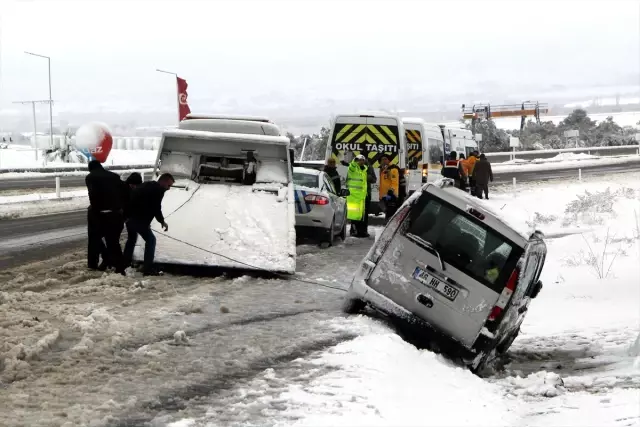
[345,155,368,237]
[442,152,462,188]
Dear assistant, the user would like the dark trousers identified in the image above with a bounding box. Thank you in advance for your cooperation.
[87,209,124,272]
[469,177,476,196]
[355,196,371,236]
[476,183,489,199]
[123,219,157,272]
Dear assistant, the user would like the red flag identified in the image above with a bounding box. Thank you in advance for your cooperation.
[177,76,191,121]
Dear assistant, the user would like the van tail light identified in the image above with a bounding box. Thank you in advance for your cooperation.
[367,204,411,264]
[487,267,519,323]
[304,194,329,205]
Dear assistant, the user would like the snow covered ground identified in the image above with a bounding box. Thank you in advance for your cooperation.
[0,172,638,427]
[0,191,89,219]
[0,148,155,169]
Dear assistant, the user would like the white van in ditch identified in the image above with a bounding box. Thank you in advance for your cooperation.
[343,179,546,372]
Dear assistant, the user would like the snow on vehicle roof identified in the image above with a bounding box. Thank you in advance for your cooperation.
[335,111,400,119]
[401,117,425,124]
[293,166,322,176]
[179,118,281,136]
[163,129,290,146]
[183,114,272,123]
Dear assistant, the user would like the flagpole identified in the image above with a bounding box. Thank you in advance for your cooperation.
[156,68,179,124]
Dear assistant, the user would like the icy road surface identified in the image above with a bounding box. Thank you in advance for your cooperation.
[1,173,639,427]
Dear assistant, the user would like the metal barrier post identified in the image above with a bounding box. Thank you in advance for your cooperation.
[578,169,582,182]
[512,177,516,191]
[55,176,61,198]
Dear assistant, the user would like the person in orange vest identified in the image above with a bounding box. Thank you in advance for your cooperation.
[464,151,479,196]
[442,152,463,188]
[379,155,399,201]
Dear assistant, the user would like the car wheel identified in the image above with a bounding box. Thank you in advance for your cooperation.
[342,295,366,314]
[320,218,335,247]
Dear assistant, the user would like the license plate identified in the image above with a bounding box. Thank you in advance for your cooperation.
[412,267,459,301]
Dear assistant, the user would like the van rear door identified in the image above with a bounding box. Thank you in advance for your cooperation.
[367,188,524,348]
[404,125,423,193]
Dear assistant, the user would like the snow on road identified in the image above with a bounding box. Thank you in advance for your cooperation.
[1,172,639,427]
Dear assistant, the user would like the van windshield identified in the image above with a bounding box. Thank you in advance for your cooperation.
[330,122,400,168]
[403,194,523,293]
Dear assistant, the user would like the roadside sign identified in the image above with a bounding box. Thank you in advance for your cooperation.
[564,130,579,138]
[509,137,520,148]
[474,133,483,141]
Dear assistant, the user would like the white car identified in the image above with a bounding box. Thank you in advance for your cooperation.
[293,166,349,246]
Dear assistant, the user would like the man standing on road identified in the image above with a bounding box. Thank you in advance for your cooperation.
[123,173,174,276]
[323,158,341,193]
[85,160,126,275]
[345,154,368,237]
[473,153,494,200]
[442,152,463,188]
[97,172,143,271]
[360,157,377,238]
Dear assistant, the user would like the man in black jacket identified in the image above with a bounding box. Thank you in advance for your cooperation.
[323,158,341,193]
[97,172,143,270]
[123,173,174,276]
[85,160,127,274]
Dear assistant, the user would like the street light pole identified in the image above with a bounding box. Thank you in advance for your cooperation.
[156,69,179,124]
[25,52,54,150]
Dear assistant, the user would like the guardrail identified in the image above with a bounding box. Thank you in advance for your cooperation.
[485,144,640,163]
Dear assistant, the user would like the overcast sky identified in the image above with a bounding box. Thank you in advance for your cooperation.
[1,0,639,115]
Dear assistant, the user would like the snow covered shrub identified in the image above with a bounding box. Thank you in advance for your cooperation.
[580,229,623,279]
[526,212,558,229]
[562,188,634,226]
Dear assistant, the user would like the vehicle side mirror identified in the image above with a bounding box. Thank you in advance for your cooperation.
[530,280,543,299]
[340,189,350,197]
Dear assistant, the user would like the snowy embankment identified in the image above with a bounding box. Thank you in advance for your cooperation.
[172,173,640,427]
[0,148,156,170]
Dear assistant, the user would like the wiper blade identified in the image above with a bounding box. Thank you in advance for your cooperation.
[407,234,446,271]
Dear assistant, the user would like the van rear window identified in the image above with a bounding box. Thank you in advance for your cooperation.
[403,194,523,293]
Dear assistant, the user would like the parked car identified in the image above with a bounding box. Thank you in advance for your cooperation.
[343,179,546,372]
[293,166,349,246]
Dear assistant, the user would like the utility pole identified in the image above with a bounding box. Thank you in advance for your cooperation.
[12,100,52,161]
[25,52,54,150]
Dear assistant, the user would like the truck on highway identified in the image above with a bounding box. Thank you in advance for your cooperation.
[134,115,297,274]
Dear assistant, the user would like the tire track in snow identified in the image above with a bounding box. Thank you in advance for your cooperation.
[107,334,358,427]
